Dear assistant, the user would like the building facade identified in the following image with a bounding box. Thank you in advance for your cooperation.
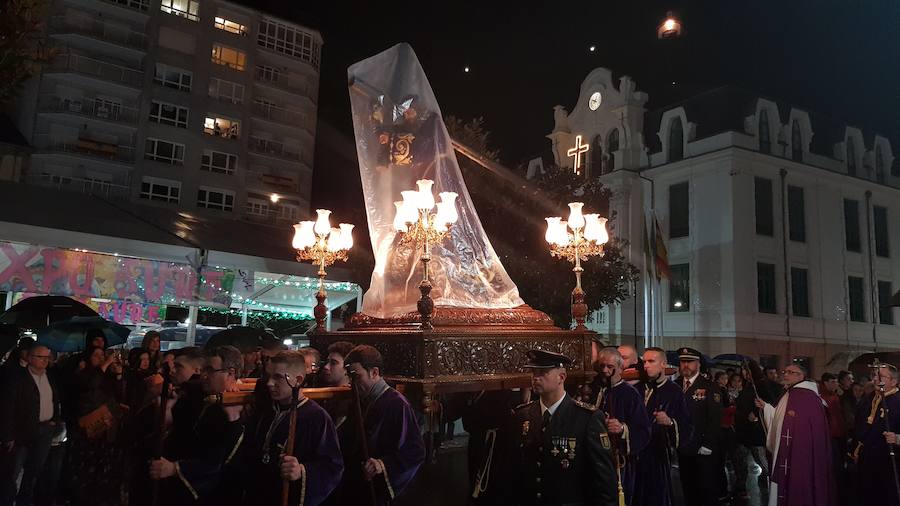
[11,0,320,223]
[548,68,900,372]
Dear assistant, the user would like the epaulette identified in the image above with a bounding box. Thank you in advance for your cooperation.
[512,400,537,412]
[573,399,597,411]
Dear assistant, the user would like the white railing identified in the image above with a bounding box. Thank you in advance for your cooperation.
[46,53,144,88]
[37,95,140,124]
[250,102,307,128]
[33,134,136,162]
[25,173,131,198]
[50,15,146,50]
[248,136,301,162]
[253,66,310,97]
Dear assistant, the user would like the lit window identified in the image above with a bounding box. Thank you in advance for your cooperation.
[208,78,244,104]
[160,0,199,21]
[214,16,247,35]
[149,101,189,128]
[140,176,180,203]
[211,44,246,71]
[257,18,320,69]
[145,138,185,165]
[154,64,192,91]
[197,187,234,211]
[204,116,240,139]
[201,149,237,174]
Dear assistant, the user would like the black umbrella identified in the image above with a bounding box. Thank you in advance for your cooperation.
[205,326,279,351]
[0,296,98,331]
[0,324,22,359]
[36,316,130,352]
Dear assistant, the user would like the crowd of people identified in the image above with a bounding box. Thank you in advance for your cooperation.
[4,330,900,506]
[0,331,425,506]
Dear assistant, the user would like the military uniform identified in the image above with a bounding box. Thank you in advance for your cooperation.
[506,349,617,506]
[675,347,723,506]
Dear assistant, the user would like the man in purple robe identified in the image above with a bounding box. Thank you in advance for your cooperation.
[633,347,692,506]
[757,362,835,506]
[334,345,425,506]
[237,350,343,506]
[850,362,900,506]
[591,347,651,505]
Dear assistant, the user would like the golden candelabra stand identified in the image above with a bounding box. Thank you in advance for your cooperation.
[394,179,459,330]
[292,209,354,332]
[545,202,609,330]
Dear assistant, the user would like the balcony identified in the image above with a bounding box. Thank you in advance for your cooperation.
[245,168,298,193]
[45,53,144,89]
[33,133,135,163]
[250,102,309,130]
[25,173,131,199]
[102,0,149,13]
[248,136,301,162]
[49,15,147,51]
[37,95,140,126]
[253,67,312,98]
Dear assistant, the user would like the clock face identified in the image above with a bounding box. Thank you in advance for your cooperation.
[589,91,602,111]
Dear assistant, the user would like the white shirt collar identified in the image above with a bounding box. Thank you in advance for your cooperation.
[683,372,700,386]
[541,393,566,416]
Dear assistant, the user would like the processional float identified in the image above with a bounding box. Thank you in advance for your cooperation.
[309,43,609,454]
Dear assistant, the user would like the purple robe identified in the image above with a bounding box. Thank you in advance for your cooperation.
[336,386,425,505]
[763,381,835,506]
[851,390,900,506]
[595,381,652,506]
[239,398,343,506]
[633,378,692,506]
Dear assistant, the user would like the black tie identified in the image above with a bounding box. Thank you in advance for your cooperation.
[542,410,551,432]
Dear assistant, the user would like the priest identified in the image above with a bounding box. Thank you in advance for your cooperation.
[756,363,834,506]
[633,347,691,506]
[591,347,651,505]
[850,362,900,506]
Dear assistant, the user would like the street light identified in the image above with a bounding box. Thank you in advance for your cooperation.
[545,202,610,330]
[292,209,354,332]
[393,179,459,330]
[657,11,683,39]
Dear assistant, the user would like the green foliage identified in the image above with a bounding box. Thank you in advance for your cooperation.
[445,116,500,162]
[0,0,54,105]
[447,118,639,327]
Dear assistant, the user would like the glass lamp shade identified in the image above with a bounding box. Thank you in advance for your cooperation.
[595,217,609,244]
[567,202,585,230]
[415,179,435,210]
[401,191,421,221]
[326,228,343,252]
[292,221,316,249]
[339,223,354,249]
[434,202,453,231]
[393,201,409,232]
[545,217,562,244]
[314,209,332,235]
[438,192,459,224]
[555,221,571,246]
[583,214,601,241]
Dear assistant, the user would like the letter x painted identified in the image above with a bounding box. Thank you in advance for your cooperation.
[0,244,38,292]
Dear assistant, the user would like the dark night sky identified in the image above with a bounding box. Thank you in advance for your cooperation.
[251,0,900,210]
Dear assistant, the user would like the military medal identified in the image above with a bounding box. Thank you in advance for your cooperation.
[561,458,569,469]
[262,453,270,464]
[568,438,576,459]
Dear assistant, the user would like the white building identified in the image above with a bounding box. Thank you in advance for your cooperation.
[547,68,900,372]
[11,0,320,224]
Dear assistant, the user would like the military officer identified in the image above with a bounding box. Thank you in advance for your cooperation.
[676,347,723,506]
[506,349,617,506]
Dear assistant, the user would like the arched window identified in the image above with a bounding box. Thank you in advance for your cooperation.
[791,120,802,162]
[606,128,620,174]
[847,139,857,176]
[759,109,771,154]
[590,135,603,177]
[876,145,885,183]
[668,117,684,162]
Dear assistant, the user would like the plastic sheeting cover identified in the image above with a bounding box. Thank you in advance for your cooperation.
[348,43,523,318]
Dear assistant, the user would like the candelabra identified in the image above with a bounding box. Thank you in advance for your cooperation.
[545,202,609,330]
[393,179,459,330]
[292,209,354,332]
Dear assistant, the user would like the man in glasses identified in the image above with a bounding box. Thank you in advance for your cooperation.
[755,362,834,505]
[236,350,343,506]
[150,345,245,503]
[851,362,900,506]
[0,344,60,506]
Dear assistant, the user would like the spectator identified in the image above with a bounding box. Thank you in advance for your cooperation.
[140,331,162,371]
[125,348,154,411]
[838,370,854,395]
[733,361,769,500]
[298,347,322,388]
[820,372,848,505]
[0,344,61,506]
[66,346,125,506]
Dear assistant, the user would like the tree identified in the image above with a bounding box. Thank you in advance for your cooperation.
[0,0,54,105]
[447,115,638,327]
